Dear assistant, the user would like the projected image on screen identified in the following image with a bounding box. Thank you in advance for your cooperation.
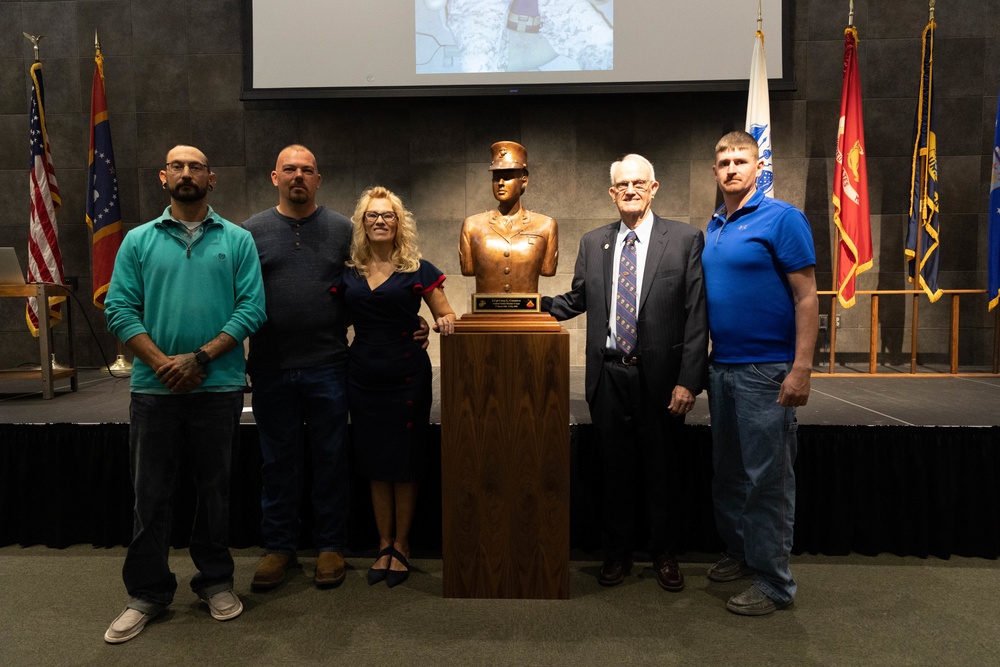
[416,0,614,74]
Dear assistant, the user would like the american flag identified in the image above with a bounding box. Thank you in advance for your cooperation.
[26,60,66,335]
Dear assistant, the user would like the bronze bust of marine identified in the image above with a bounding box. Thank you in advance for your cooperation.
[460,141,558,294]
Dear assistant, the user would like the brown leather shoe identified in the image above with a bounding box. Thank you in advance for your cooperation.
[654,555,684,592]
[598,559,632,586]
[315,551,346,588]
[252,552,296,590]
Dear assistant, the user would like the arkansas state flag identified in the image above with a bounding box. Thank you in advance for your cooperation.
[87,48,123,310]
[832,26,873,308]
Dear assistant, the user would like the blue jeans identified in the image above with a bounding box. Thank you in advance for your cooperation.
[709,362,798,603]
[251,360,350,553]
[124,391,243,614]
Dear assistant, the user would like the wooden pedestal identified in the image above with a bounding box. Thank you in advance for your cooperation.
[440,314,570,599]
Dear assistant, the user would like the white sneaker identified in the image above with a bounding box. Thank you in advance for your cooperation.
[104,608,156,644]
[200,590,243,621]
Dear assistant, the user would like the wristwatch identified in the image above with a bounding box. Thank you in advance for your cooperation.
[194,348,211,366]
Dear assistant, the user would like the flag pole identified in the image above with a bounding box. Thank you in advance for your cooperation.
[829,261,839,372]
[833,0,842,305]
[89,30,130,375]
[830,13,846,367]
[849,0,854,27]
[911,4,926,372]
[29,32,65,372]
[912,1,936,372]
[830,3,847,374]
[910,0,939,372]
[831,0,843,369]
[914,0,939,371]
[831,207,840,373]
[24,33,61,369]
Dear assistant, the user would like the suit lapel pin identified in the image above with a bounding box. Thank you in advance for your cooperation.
[604,243,609,250]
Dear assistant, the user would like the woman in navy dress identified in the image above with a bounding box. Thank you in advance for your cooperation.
[342,186,455,587]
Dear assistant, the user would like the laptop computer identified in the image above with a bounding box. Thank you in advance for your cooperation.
[0,247,27,285]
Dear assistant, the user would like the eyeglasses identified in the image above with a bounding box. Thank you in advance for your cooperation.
[165,162,208,174]
[613,179,650,193]
[364,211,397,223]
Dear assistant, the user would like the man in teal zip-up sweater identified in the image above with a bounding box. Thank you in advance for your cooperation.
[103,145,266,644]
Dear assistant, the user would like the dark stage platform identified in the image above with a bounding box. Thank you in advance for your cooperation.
[2,369,999,559]
[2,367,1000,427]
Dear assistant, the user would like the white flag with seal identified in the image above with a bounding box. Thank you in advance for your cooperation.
[745,28,773,198]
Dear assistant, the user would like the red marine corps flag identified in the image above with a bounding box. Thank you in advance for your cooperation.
[25,37,66,335]
[832,24,873,308]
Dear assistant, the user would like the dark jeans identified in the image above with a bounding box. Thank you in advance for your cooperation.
[250,360,350,553]
[123,391,243,614]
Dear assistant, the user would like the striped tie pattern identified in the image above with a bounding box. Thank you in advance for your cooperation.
[615,231,638,354]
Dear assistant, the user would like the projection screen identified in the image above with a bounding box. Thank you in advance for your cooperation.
[243,0,791,99]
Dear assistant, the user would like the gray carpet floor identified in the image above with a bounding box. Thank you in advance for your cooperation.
[3,546,999,666]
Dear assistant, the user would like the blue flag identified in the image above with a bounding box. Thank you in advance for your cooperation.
[905,19,943,302]
[989,91,1000,312]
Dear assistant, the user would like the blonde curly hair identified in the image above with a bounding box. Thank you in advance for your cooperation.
[348,185,422,276]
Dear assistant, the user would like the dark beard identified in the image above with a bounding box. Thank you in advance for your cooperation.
[287,184,309,204]
[169,181,209,203]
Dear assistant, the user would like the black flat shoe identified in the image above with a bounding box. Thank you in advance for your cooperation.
[366,547,393,586]
[385,548,410,588]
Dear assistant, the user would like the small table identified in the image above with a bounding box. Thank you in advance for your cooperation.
[0,283,77,399]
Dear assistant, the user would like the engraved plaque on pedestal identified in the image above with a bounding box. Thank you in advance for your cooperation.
[471,293,540,313]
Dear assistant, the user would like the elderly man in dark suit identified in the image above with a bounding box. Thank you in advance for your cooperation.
[543,153,708,591]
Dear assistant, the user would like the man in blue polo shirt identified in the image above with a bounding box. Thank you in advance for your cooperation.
[701,130,818,616]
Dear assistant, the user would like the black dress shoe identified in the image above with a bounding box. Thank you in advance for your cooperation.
[598,559,632,586]
[366,546,393,586]
[654,555,684,592]
[385,547,410,588]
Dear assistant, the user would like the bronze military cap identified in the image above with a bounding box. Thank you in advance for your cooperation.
[489,141,528,171]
